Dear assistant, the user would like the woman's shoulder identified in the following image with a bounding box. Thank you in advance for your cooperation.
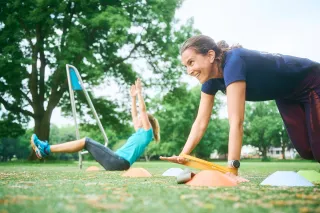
[226,47,258,58]
[224,48,274,67]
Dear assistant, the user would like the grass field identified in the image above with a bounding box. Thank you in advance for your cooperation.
[0,161,319,213]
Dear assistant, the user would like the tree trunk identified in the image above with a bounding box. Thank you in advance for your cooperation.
[28,111,52,160]
[281,143,286,160]
[261,146,267,159]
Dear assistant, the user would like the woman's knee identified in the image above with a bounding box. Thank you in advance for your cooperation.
[84,137,92,144]
[311,150,320,163]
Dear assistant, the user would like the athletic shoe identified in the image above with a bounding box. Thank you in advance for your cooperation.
[30,134,50,159]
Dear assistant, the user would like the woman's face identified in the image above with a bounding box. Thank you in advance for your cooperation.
[181,48,215,84]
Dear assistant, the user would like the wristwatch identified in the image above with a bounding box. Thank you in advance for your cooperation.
[228,160,240,168]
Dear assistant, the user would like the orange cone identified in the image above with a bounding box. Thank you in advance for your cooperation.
[186,170,237,187]
[122,168,152,177]
[86,166,101,172]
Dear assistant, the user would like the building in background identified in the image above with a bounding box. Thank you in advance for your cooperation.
[267,147,297,159]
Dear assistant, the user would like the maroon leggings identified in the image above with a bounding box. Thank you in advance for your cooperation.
[276,66,320,162]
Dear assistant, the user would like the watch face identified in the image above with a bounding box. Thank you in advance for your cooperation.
[233,160,240,168]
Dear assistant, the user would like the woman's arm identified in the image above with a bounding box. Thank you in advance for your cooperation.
[130,85,139,131]
[160,92,214,163]
[226,81,246,162]
[135,78,151,130]
[180,92,215,154]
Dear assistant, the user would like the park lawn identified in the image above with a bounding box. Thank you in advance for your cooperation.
[0,161,319,213]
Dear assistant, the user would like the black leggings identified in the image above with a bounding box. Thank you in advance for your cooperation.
[85,137,130,171]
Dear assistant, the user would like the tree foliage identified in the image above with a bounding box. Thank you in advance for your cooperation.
[144,85,224,159]
[0,0,198,159]
[0,114,26,161]
[244,101,289,159]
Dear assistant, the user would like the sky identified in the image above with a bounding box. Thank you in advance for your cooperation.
[176,0,320,61]
[49,0,320,127]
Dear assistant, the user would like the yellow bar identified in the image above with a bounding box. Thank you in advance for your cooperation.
[180,154,236,174]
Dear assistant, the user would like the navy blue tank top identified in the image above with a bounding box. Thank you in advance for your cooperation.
[201,48,319,101]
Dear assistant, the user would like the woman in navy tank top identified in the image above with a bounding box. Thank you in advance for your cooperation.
[160,35,320,174]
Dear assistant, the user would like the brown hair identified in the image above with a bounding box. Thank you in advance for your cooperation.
[147,113,160,142]
[180,35,242,66]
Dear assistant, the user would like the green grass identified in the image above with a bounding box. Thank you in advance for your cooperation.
[0,161,319,213]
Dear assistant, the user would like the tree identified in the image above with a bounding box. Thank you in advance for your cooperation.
[0,114,26,161]
[151,84,201,157]
[0,0,198,159]
[201,118,229,159]
[279,125,290,159]
[16,129,37,160]
[244,101,289,159]
[147,84,223,159]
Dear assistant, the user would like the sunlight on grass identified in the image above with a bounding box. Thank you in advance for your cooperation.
[0,161,319,213]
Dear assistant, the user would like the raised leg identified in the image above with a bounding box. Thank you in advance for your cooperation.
[50,138,86,153]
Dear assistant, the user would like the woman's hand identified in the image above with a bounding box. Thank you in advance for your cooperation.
[130,85,137,97]
[135,78,142,94]
[159,155,186,164]
[225,172,250,183]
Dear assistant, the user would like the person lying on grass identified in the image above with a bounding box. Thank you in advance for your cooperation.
[30,78,160,171]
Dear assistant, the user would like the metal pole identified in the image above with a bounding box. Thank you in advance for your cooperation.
[66,64,82,169]
[72,66,109,147]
